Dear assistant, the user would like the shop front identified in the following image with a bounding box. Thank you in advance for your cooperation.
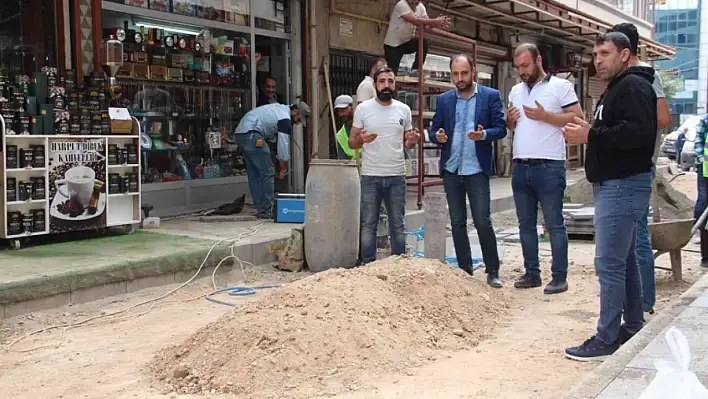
[100,0,302,217]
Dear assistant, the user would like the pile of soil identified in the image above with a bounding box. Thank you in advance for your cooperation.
[148,257,507,398]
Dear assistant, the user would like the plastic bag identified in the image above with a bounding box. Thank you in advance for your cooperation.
[638,327,708,399]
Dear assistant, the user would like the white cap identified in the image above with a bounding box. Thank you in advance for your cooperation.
[334,95,353,109]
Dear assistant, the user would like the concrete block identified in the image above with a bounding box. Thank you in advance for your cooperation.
[628,306,708,372]
[70,282,127,305]
[127,274,176,293]
[595,368,655,399]
[3,293,71,319]
[597,368,708,399]
[424,192,446,262]
[689,296,708,308]
[251,239,282,266]
[230,242,255,265]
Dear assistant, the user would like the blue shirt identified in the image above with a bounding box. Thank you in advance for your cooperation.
[235,103,292,161]
[445,85,484,175]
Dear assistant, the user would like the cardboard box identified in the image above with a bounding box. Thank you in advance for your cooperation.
[148,0,169,11]
[172,0,197,15]
[109,108,133,134]
[125,0,148,7]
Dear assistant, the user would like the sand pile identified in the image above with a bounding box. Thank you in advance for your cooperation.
[148,257,507,398]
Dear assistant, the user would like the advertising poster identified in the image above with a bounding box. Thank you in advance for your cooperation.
[48,138,107,233]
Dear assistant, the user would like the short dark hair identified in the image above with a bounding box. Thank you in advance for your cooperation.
[264,76,276,84]
[514,43,540,59]
[370,57,387,72]
[449,54,475,71]
[595,32,632,53]
[609,23,639,55]
[373,67,394,82]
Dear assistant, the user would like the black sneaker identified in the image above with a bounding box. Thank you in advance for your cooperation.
[565,336,619,362]
[459,266,474,276]
[514,274,542,289]
[544,279,569,295]
[618,325,640,346]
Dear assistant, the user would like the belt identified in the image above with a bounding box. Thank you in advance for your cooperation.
[514,158,555,165]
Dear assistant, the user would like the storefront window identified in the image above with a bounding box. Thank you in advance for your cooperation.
[104,0,251,27]
[102,10,253,184]
[0,0,57,74]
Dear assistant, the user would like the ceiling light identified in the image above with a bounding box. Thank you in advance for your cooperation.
[134,22,201,36]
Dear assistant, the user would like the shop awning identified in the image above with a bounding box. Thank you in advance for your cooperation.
[428,0,675,60]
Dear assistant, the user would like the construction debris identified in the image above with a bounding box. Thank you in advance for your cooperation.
[148,257,507,398]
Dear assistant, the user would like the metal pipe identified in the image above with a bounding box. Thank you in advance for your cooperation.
[417,28,425,209]
[310,0,319,158]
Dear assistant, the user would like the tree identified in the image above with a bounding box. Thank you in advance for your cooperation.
[658,69,684,102]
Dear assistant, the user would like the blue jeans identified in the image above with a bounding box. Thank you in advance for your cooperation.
[593,172,652,345]
[635,170,656,312]
[235,131,275,214]
[360,175,407,263]
[442,171,500,274]
[511,160,568,280]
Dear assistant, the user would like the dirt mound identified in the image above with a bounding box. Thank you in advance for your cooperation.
[148,257,507,398]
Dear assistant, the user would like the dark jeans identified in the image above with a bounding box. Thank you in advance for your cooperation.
[384,38,430,75]
[360,175,407,264]
[235,131,275,214]
[695,164,708,261]
[511,160,568,280]
[442,171,500,274]
[635,169,656,312]
[593,172,652,345]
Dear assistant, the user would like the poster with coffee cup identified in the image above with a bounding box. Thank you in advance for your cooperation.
[48,138,107,233]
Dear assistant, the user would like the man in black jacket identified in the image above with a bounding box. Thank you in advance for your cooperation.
[562,32,657,361]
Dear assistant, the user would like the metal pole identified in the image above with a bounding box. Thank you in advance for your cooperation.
[417,28,425,210]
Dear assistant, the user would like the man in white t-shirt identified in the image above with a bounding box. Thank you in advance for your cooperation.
[507,43,584,295]
[349,67,421,264]
[356,57,387,104]
[383,0,449,76]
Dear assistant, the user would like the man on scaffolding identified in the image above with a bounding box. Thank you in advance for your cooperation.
[383,0,450,77]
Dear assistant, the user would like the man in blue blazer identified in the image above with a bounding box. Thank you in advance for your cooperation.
[430,54,507,288]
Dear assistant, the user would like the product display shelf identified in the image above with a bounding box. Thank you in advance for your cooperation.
[0,114,143,249]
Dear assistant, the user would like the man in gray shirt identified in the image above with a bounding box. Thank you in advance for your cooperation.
[609,24,672,326]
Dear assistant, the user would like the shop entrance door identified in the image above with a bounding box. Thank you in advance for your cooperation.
[255,35,293,194]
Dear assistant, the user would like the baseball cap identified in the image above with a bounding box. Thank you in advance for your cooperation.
[290,101,310,124]
[334,95,353,109]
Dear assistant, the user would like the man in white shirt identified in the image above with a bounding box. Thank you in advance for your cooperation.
[507,43,584,294]
[349,67,421,264]
[383,0,449,76]
[356,57,387,104]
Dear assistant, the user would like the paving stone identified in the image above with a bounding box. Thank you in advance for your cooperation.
[689,295,708,308]
[627,306,708,373]
[597,368,708,399]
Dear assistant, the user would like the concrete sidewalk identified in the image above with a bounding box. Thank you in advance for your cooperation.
[565,271,708,399]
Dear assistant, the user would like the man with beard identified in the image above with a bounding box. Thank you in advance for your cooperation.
[429,54,506,287]
[383,0,450,76]
[507,43,584,295]
[234,102,310,219]
[334,95,357,160]
[349,67,420,264]
[563,32,657,361]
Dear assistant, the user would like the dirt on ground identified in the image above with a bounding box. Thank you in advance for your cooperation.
[0,170,705,399]
[148,258,507,398]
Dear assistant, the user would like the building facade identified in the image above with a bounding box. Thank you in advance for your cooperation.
[655,5,700,115]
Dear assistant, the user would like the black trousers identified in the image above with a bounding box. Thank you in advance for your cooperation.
[384,38,430,75]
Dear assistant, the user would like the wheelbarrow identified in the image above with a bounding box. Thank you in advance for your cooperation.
[647,177,708,281]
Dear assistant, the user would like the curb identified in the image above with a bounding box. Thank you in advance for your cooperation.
[564,270,708,399]
[0,234,287,319]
